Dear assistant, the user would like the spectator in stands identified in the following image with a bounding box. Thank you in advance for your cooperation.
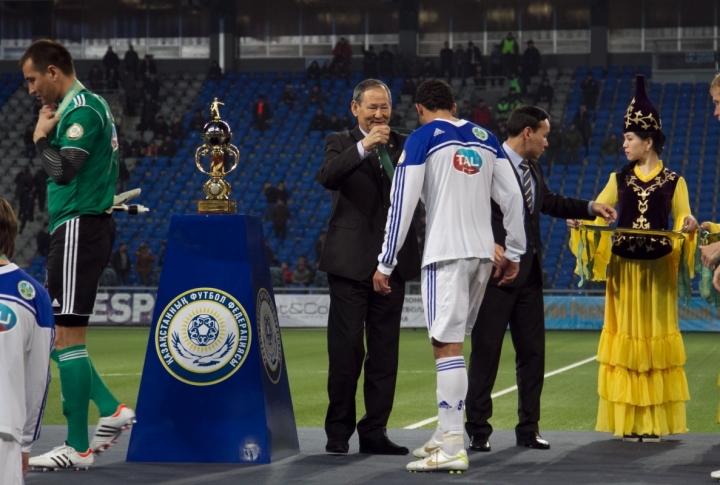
[509,90,523,111]
[496,96,510,121]
[146,139,158,159]
[458,100,473,121]
[139,54,157,79]
[23,123,35,159]
[495,122,509,144]
[472,65,485,87]
[137,92,159,132]
[392,45,405,76]
[207,60,223,80]
[320,60,333,79]
[307,60,321,80]
[439,41,454,80]
[169,115,183,141]
[153,115,169,140]
[420,58,436,78]
[309,108,329,132]
[331,37,352,80]
[280,85,297,105]
[105,67,119,90]
[309,84,327,105]
[466,41,483,79]
[501,31,519,77]
[534,78,554,107]
[389,111,403,128]
[339,114,353,131]
[111,242,131,285]
[99,263,118,287]
[117,158,129,193]
[263,180,279,221]
[545,124,562,164]
[314,232,326,261]
[117,133,130,160]
[111,99,124,130]
[253,94,271,132]
[400,77,416,100]
[189,108,205,131]
[103,46,120,74]
[124,44,139,74]
[508,71,524,97]
[522,40,541,79]
[36,222,50,257]
[271,199,291,240]
[473,99,491,128]
[580,72,599,109]
[88,64,103,90]
[292,261,313,287]
[563,123,583,164]
[123,69,139,116]
[601,132,623,157]
[145,72,160,100]
[276,181,289,204]
[327,114,343,131]
[159,134,177,158]
[265,240,278,267]
[15,166,33,234]
[572,104,592,155]
[135,242,155,286]
[33,167,47,212]
[490,44,502,84]
[281,262,293,285]
[378,44,394,78]
[452,44,466,80]
[130,132,148,158]
[362,45,379,79]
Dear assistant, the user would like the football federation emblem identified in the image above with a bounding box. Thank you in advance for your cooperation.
[472,127,488,141]
[155,288,251,386]
[66,123,84,140]
[17,280,35,300]
[0,302,17,332]
[453,148,483,175]
[256,288,283,384]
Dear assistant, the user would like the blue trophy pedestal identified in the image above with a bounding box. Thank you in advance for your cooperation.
[126,214,299,464]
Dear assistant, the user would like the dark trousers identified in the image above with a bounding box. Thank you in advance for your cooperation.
[325,271,405,442]
[465,260,545,438]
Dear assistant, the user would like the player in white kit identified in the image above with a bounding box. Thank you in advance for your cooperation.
[0,197,55,484]
[373,79,526,472]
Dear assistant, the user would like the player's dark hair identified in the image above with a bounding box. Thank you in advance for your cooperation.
[506,105,550,137]
[0,198,18,259]
[415,79,455,112]
[632,131,666,156]
[19,39,75,76]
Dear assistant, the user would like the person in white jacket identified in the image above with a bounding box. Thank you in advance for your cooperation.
[0,197,55,484]
[373,79,526,473]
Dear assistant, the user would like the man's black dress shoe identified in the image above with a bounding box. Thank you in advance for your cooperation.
[516,432,550,449]
[359,437,409,455]
[469,433,491,452]
[325,441,349,454]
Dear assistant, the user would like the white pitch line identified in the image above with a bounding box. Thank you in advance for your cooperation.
[403,355,597,429]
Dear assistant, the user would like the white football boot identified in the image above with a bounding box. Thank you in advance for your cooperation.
[29,445,93,471]
[711,469,720,480]
[406,448,469,473]
[90,404,137,454]
[412,437,443,459]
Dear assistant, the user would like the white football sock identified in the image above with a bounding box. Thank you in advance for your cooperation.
[435,356,467,455]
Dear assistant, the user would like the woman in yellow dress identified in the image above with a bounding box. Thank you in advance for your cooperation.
[570,75,698,442]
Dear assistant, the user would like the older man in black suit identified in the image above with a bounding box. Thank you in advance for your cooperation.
[464,105,616,452]
[316,79,421,455]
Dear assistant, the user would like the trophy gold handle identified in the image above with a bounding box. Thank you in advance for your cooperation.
[223,144,240,176]
[194,145,211,176]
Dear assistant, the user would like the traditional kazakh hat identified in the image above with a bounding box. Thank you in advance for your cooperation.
[623,75,661,133]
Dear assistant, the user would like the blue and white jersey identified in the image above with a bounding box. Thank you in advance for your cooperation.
[378,118,526,273]
[0,264,54,453]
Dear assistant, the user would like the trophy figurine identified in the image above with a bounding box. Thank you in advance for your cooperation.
[195,98,240,214]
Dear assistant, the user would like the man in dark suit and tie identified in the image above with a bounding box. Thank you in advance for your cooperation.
[465,105,616,452]
[316,79,421,455]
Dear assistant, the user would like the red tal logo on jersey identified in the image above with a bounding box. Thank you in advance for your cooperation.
[453,148,483,175]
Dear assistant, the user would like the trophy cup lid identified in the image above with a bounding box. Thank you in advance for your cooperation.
[201,120,232,146]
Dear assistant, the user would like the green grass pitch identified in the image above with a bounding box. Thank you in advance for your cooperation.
[42,328,720,433]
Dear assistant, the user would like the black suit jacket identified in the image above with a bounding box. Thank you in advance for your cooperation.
[489,158,594,287]
[316,126,421,282]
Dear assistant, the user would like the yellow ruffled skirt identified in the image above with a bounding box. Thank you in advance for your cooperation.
[596,253,689,436]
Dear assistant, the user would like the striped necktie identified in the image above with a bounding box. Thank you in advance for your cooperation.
[519,159,533,212]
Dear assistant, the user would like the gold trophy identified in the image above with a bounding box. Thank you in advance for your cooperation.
[195,98,239,214]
